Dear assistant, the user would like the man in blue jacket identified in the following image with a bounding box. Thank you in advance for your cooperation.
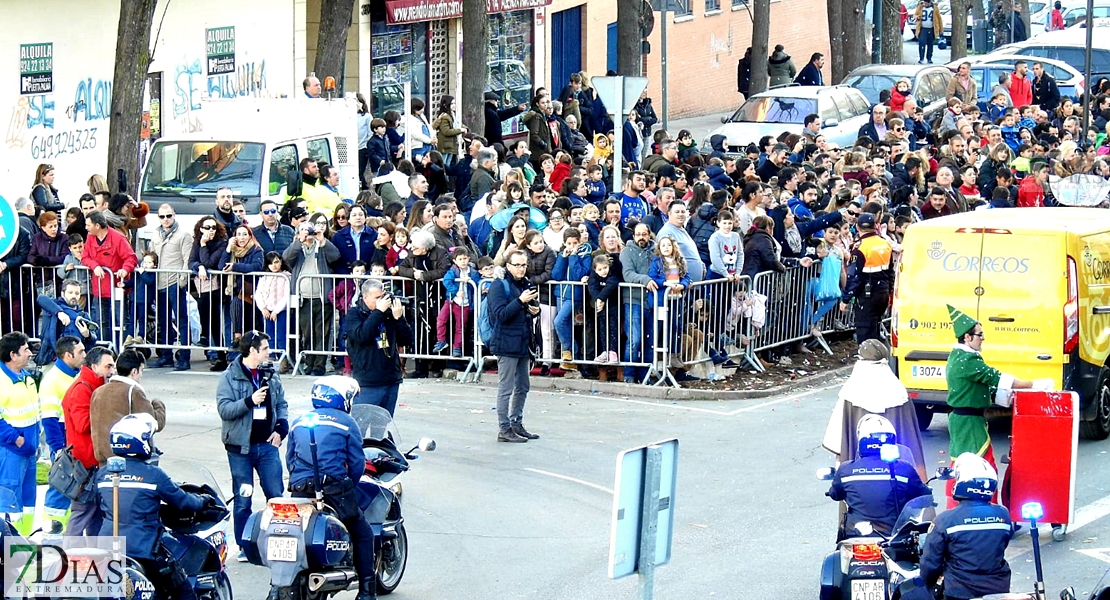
[489,250,540,443]
[36,278,97,365]
[286,377,377,600]
[794,53,825,86]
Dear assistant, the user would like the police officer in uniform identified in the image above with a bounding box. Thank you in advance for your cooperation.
[98,414,210,600]
[920,453,1012,600]
[285,376,377,600]
[827,415,931,539]
[840,212,894,344]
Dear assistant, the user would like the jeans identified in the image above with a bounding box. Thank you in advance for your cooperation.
[804,279,839,329]
[623,303,651,380]
[157,284,191,363]
[130,282,156,338]
[227,443,285,547]
[355,383,401,416]
[496,355,531,431]
[264,312,288,351]
[919,29,936,61]
[554,296,579,354]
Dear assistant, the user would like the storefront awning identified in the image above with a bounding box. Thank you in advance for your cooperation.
[384,0,552,25]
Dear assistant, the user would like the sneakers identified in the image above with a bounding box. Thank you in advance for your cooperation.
[811,326,824,339]
[149,355,174,369]
[237,550,248,563]
[497,430,528,443]
[606,351,618,363]
[451,347,463,358]
[123,335,143,347]
[432,341,448,354]
[674,370,701,382]
[594,352,610,363]
[512,424,539,439]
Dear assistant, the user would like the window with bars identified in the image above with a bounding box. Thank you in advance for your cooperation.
[673,0,693,16]
[706,0,720,11]
[731,0,747,8]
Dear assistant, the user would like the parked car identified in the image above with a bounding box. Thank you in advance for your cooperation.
[989,31,1110,81]
[1030,0,1110,35]
[949,55,1084,110]
[702,86,873,154]
[841,64,953,122]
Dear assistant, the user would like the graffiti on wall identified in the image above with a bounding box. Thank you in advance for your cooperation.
[172,56,271,133]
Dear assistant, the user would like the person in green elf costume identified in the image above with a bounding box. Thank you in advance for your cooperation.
[943,304,1049,508]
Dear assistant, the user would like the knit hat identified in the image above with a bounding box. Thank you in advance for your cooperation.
[947,304,978,339]
[857,339,890,362]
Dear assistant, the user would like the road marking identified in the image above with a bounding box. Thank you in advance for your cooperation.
[524,468,614,495]
[600,382,843,416]
[1075,548,1110,565]
[1005,491,1110,561]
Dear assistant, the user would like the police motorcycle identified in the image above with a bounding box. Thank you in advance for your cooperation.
[817,416,953,600]
[242,397,435,598]
[25,450,232,600]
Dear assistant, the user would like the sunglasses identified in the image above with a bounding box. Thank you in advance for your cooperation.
[848,210,861,216]
[200,225,217,231]
[893,127,905,132]
[158,214,174,220]
[262,209,277,215]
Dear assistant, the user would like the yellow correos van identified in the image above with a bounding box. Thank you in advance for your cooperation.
[892,208,1110,439]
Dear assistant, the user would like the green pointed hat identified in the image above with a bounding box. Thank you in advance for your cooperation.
[947,304,978,339]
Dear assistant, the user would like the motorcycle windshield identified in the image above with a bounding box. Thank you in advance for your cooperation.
[351,404,401,444]
[890,494,936,536]
[162,460,227,502]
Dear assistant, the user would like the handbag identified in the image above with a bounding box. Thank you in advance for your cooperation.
[48,445,97,503]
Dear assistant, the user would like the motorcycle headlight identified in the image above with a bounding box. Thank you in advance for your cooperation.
[388,481,402,498]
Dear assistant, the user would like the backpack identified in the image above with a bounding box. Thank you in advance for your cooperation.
[479,279,511,347]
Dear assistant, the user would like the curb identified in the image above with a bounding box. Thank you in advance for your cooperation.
[472,365,853,401]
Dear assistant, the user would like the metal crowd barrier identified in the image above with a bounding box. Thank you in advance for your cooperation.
[668,276,761,376]
[291,274,481,382]
[16,264,118,357]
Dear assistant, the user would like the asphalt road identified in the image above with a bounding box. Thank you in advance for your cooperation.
[138,368,1110,600]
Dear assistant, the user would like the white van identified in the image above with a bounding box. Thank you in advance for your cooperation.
[136,97,360,240]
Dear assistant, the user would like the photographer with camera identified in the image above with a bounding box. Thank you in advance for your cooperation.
[345,279,414,416]
[489,249,541,443]
[215,330,289,562]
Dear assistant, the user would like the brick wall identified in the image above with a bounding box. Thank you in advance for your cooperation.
[544,0,831,119]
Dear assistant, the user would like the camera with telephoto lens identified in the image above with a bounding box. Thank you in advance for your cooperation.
[383,293,412,306]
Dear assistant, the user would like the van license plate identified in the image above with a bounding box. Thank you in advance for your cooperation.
[851,579,885,600]
[267,537,298,562]
[912,365,946,378]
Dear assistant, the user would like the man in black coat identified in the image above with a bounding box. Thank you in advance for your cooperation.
[345,279,414,416]
[482,92,527,147]
[737,47,753,96]
[488,249,540,443]
[794,53,825,86]
[1031,62,1061,112]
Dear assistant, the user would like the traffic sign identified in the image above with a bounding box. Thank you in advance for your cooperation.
[592,76,648,117]
[0,195,18,261]
[608,438,678,589]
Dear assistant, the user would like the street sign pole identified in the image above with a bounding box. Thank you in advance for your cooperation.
[636,445,663,600]
[594,76,649,192]
[661,11,669,133]
[404,81,413,164]
[613,81,626,194]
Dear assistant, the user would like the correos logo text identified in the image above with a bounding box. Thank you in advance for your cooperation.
[928,241,1030,273]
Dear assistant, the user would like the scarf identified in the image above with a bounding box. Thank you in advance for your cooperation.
[224,240,257,295]
[158,221,178,241]
[784,225,802,254]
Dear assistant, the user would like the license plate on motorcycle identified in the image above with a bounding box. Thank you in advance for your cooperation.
[267,537,298,562]
[851,579,885,600]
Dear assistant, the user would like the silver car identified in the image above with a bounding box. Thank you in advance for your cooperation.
[703,86,874,153]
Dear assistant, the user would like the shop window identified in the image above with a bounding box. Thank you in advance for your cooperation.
[308,138,332,166]
[488,11,535,137]
[370,20,428,115]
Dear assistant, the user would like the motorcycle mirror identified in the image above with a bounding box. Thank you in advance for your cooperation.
[1060,587,1077,600]
[417,438,436,452]
[934,466,955,481]
[815,467,834,481]
[239,483,254,498]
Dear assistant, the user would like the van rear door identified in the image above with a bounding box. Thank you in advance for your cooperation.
[895,226,986,394]
[975,228,1065,382]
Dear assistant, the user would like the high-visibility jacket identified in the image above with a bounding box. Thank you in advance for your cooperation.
[38,360,77,454]
[0,364,41,457]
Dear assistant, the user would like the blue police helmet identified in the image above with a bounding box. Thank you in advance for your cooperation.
[856,414,897,457]
[109,413,159,460]
[952,452,998,501]
[310,376,361,412]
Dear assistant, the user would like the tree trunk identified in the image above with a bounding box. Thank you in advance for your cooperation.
[828,0,844,83]
[313,0,356,95]
[749,0,771,96]
[830,0,868,82]
[107,0,158,197]
[617,0,642,76]
[881,0,903,64]
[461,0,490,131]
[951,0,969,59]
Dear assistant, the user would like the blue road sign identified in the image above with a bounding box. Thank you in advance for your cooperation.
[0,195,18,261]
